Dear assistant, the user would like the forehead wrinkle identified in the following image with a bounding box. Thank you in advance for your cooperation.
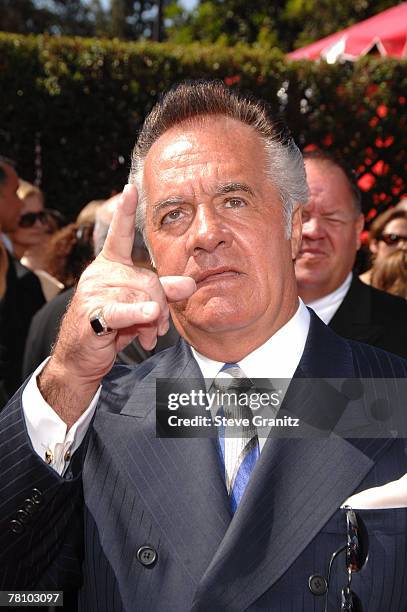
[144,118,268,222]
[158,134,195,163]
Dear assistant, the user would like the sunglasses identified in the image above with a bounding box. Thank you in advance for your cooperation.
[339,508,367,610]
[19,211,50,228]
[309,507,368,611]
[379,232,407,246]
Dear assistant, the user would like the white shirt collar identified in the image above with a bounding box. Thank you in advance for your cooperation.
[1,233,13,253]
[306,272,352,325]
[191,299,310,380]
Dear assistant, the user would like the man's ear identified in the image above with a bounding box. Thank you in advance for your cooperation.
[291,204,303,260]
[355,213,365,250]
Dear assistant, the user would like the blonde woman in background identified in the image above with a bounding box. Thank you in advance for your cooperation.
[360,207,407,287]
[370,250,407,299]
[7,180,63,300]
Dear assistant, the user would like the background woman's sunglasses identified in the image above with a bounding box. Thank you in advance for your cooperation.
[379,232,407,246]
[19,211,50,228]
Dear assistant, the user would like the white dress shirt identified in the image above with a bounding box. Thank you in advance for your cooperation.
[306,272,352,324]
[192,300,310,449]
[23,300,310,474]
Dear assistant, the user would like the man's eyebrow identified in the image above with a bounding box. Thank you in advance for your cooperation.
[216,182,255,196]
[152,197,184,221]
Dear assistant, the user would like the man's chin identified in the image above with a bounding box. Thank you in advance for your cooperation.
[174,298,252,335]
[295,262,328,282]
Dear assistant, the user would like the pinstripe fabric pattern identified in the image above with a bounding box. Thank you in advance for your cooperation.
[0,311,407,611]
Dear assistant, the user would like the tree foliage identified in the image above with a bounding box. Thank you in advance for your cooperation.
[0,0,161,40]
[165,0,402,51]
[0,1,402,50]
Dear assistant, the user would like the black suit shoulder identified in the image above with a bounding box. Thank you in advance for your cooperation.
[347,336,407,377]
[13,257,46,311]
[329,276,407,358]
[23,287,73,378]
[366,281,406,314]
[0,255,45,400]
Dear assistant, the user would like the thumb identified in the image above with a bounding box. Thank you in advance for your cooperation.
[160,276,196,302]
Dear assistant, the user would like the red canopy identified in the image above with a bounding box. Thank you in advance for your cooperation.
[288,3,407,62]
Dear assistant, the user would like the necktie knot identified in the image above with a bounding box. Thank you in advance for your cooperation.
[213,363,253,394]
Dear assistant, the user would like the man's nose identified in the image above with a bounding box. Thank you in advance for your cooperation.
[185,205,232,256]
[302,216,325,239]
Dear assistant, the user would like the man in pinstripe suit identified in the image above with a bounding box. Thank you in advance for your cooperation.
[1,81,407,611]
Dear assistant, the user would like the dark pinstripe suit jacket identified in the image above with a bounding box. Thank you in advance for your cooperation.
[1,312,407,612]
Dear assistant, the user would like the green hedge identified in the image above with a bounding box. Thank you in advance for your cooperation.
[0,33,406,222]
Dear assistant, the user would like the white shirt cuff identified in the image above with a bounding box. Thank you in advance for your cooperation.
[22,358,101,475]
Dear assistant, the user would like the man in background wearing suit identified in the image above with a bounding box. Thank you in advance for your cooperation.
[1,81,407,611]
[296,150,407,358]
[0,157,45,403]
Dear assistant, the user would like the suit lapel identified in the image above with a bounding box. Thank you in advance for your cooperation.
[192,313,393,612]
[95,340,231,587]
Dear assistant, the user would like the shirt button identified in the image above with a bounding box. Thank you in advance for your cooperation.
[64,449,71,462]
[308,574,328,596]
[45,449,53,464]
[137,546,157,567]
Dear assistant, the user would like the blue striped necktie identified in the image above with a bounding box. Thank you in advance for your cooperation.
[213,363,260,513]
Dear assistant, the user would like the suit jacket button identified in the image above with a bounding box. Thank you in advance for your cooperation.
[16,509,31,524]
[31,489,43,505]
[23,499,35,514]
[137,546,157,567]
[308,574,327,595]
[10,520,25,535]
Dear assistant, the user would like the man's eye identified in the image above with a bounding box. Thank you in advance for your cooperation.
[224,198,246,209]
[325,217,344,225]
[161,209,184,225]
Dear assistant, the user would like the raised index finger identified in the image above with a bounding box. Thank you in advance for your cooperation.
[102,184,139,264]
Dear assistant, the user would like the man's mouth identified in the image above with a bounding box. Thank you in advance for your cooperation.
[194,267,241,285]
[298,248,326,259]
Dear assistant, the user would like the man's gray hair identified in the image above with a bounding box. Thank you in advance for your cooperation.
[129,80,308,240]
